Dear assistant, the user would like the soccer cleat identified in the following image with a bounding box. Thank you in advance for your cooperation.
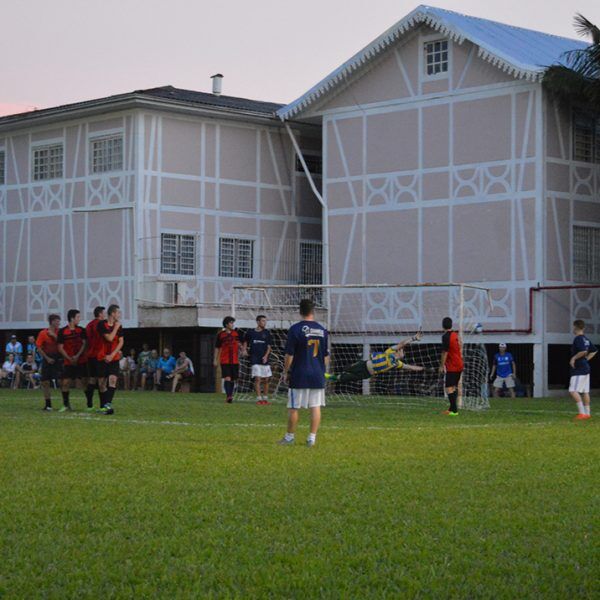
[226,397,233,404]
[306,439,316,448]
[102,403,114,415]
[442,410,450,415]
[277,437,294,445]
[575,413,591,420]
[42,406,53,411]
[448,412,459,417]
[58,405,72,413]
[325,373,338,382]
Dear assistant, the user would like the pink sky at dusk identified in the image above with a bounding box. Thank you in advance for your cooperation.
[1,0,598,116]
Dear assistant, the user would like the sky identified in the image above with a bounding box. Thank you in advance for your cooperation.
[1,0,598,115]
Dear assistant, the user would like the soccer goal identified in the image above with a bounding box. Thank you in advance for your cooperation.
[231,283,493,410]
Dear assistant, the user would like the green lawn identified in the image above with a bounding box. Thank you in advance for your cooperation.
[0,390,597,599]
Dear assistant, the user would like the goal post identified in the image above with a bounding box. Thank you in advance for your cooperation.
[231,283,493,410]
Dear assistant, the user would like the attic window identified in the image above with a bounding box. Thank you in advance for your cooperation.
[424,39,448,76]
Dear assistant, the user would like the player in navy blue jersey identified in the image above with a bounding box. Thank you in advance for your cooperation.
[278,299,329,447]
[569,319,597,420]
[242,315,273,405]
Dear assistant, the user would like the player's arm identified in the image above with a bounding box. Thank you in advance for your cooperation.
[73,333,87,363]
[103,323,120,342]
[107,335,124,362]
[511,361,517,377]
[395,331,423,350]
[282,354,294,382]
[263,344,272,364]
[36,342,54,364]
[586,350,597,362]
[401,362,424,372]
[213,334,222,367]
[569,350,588,368]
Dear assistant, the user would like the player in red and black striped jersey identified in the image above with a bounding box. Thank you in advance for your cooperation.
[439,316,464,416]
[214,316,241,403]
[36,313,62,411]
[96,304,124,415]
[84,306,106,410]
[57,309,88,411]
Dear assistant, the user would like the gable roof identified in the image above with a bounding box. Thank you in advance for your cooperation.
[278,4,589,120]
[0,86,283,131]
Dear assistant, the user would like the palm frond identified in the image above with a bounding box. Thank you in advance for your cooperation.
[574,13,600,44]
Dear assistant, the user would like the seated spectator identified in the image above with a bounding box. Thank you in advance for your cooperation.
[137,343,151,387]
[1,353,17,387]
[170,351,195,392]
[126,349,138,390]
[6,335,23,365]
[156,348,176,388]
[119,355,131,390]
[19,353,41,389]
[26,335,42,367]
[140,349,159,390]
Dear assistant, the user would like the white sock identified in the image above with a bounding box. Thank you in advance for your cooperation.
[576,401,585,414]
[284,432,294,442]
[584,405,591,416]
[307,433,316,443]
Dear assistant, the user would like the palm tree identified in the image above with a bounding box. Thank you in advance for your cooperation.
[543,14,600,108]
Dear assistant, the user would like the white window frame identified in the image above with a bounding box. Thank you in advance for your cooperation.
[89,132,124,174]
[572,111,600,164]
[31,140,64,182]
[0,148,5,185]
[420,35,451,82]
[572,224,600,283]
[160,232,196,277]
[218,236,256,280]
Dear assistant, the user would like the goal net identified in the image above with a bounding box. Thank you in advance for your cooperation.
[231,284,492,410]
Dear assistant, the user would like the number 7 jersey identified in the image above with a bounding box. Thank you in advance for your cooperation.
[284,320,329,389]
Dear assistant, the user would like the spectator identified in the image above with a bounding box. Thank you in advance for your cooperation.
[140,349,159,390]
[119,354,131,391]
[19,353,40,389]
[170,351,194,392]
[127,349,138,390]
[6,335,23,365]
[137,344,151,378]
[1,353,17,388]
[26,335,42,367]
[156,348,176,388]
[490,343,517,398]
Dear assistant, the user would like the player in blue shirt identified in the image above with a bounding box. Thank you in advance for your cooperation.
[569,319,597,420]
[242,315,273,405]
[490,343,517,398]
[278,299,329,447]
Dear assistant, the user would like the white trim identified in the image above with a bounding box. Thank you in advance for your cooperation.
[420,34,451,83]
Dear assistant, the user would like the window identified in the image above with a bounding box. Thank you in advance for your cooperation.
[573,112,600,163]
[160,233,195,275]
[32,144,63,181]
[91,135,123,173]
[299,241,323,285]
[295,154,322,176]
[573,226,600,283]
[0,150,5,185]
[219,237,254,278]
[424,39,448,76]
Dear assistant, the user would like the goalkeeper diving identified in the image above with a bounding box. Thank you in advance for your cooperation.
[325,332,424,383]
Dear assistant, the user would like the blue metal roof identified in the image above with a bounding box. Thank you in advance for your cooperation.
[278,4,588,119]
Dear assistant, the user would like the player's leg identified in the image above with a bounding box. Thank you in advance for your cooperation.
[40,360,54,410]
[444,372,460,415]
[493,377,502,397]
[306,389,325,447]
[171,373,180,393]
[582,392,591,417]
[85,360,97,410]
[262,377,271,403]
[506,375,516,399]
[103,364,118,414]
[60,369,73,412]
[569,376,588,419]
[327,360,370,383]
[253,374,261,402]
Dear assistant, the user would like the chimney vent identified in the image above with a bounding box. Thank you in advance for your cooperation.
[211,73,223,96]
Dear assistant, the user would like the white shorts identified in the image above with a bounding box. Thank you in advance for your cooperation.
[569,374,590,394]
[493,375,515,389]
[251,364,272,378]
[287,388,326,409]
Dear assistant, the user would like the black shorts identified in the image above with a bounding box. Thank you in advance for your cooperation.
[97,360,120,379]
[445,371,463,388]
[221,364,239,380]
[41,357,62,382]
[63,364,86,380]
[86,358,99,378]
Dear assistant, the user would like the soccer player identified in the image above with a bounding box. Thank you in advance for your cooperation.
[439,316,463,416]
[326,333,424,383]
[569,319,597,420]
[85,306,105,410]
[242,314,273,405]
[57,309,88,412]
[36,314,62,411]
[490,343,517,398]
[278,299,329,447]
[214,316,241,403]
[96,304,124,415]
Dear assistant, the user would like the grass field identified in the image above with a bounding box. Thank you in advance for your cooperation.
[0,390,598,599]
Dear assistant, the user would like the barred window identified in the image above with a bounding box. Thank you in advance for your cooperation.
[33,144,63,181]
[295,154,322,176]
[160,233,195,276]
[572,112,600,163]
[573,226,600,283]
[0,150,5,184]
[219,237,254,278]
[424,39,448,76]
[91,135,123,173]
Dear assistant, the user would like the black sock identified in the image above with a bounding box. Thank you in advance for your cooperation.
[85,384,95,408]
[100,390,108,408]
[448,391,458,413]
[107,386,116,404]
[45,398,51,408]
[61,391,70,407]
[224,380,233,397]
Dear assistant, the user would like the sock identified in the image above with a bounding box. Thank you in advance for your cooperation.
[100,390,108,408]
[584,405,591,416]
[284,432,295,442]
[85,384,95,407]
[45,398,51,408]
[224,381,233,397]
[61,391,70,407]
[107,386,116,405]
[307,433,316,443]
[576,400,585,415]
[448,391,458,413]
